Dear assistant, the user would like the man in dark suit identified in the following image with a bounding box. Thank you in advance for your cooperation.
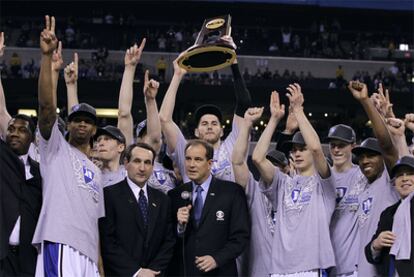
[99,142,175,277]
[168,139,250,276]
[365,156,414,277]
[0,114,42,276]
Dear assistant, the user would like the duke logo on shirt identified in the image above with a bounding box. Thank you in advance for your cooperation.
[83,166,95,183]
[154,170,166,184]
[291,189,300,203]
[336,187,347,204]
[362,197,373,214]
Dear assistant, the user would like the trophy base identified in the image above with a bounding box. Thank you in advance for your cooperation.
[178,45,236,73]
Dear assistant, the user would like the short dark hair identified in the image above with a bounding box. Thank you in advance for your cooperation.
[9,114,36,141]
[124,142,156,164]
[185,139,214,161]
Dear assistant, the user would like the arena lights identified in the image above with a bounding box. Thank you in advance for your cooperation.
[95,108,118,118]
[17,109,37,117]
[226,119,230,124]
[260,120,264,126]
[308,112,312,117]
[56,108,60,114]
[324,113,328,117]
[399,44,409,51]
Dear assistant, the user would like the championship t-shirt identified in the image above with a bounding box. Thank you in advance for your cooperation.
[32,120,104,264]
[330,165,366,275]
[260,167,336,274]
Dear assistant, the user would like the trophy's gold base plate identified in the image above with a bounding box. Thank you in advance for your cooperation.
[178,45,236,72]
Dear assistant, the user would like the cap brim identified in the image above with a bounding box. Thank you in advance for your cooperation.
[68,111,97,124]
[326,136,354,144]
[352,147,381,157]
[282,140,306,150]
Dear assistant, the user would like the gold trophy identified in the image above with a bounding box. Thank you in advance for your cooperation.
[177,15,236,72]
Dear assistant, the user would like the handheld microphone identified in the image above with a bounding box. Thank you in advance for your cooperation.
[180,190,192,277]
[180,191,192,230]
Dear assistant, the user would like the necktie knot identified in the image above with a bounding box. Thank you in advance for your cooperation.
[196,186,203,193]
[139,189,145,197]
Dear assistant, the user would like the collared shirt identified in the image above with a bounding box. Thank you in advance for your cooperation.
[9,153,33,245]
[127,176,148,202]
[20,153,33,180]
[192,174,212,206]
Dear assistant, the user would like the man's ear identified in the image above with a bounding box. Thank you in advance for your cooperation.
[91,126,97,136]
[220,127,224,138]
[194,128,200,138]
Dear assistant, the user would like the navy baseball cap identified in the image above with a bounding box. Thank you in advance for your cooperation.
[194,104,223,125]
[327,124,356,144]
[266,150,288,167]
[352,138,382,157]
[390,156,414,179]
[68,103,97,124]
[283,131,306,149]
[95,125,126,144]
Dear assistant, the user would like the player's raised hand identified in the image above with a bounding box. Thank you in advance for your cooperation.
[404,113,414,132]
[173,52,188,77]
[124,38,146,67]
[244,107,264,126]
[348,80,368,101]
[51,41,63,72]
[143,70,159,99]
[270,90,285,120]
[386,118,405,137]
[64,52,78,85]
[286,83,304,112]
[40,15,58,55]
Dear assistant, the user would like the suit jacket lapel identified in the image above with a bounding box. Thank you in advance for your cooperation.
[198,177,217,227]
[121,181,145,234]
[146,187,160,242]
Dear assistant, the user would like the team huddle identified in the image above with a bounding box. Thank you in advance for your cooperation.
[0,15,413,277]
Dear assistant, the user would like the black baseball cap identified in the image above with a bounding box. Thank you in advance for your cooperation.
[327,124,356,144]
[95,125,126,144]
[266,150,288,167]
[194,104,223,125]
[68,103,97,124]
[390,156,414,179]
[283,131,306,149]
[352,138,382,157]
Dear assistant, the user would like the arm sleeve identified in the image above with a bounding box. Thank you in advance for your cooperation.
[231,63,252,117]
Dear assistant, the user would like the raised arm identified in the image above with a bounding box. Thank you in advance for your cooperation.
[118,39,146,146]
[159,54,187,153]
[348,81,398,171]
[252,91,285,185]
[287,83,330,178]
[38,15,58,140]
[64,52,79,113]
[142,70,161,153]
[385,117,410,157]
[0,32,11,138]
[232,107,264,188]
[51,40,63,108]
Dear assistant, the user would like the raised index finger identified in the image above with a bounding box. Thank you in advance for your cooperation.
[138,38,146,51]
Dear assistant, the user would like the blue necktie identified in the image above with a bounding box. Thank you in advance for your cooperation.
[388,255,395,277]
[138,190,149,227]
[193,186,204,227]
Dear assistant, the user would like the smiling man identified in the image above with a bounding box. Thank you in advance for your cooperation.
[327,124,367,277]
[0,114,42,276]
[95,125,127,187]
[365,156,414,276]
